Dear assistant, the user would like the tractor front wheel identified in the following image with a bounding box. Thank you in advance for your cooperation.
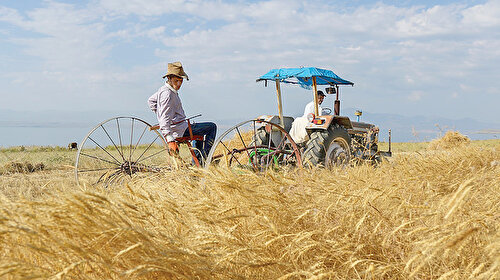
[303,125,351,168]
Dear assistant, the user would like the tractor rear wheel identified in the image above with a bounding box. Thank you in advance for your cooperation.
[303,125,351,168]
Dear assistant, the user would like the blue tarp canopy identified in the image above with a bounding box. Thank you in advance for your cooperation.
[257,67,354,88]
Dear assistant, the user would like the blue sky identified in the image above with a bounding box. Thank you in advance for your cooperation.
[1,0,499,128]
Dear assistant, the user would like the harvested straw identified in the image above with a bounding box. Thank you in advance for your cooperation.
[0,161,45,175]
[428,131,471,150]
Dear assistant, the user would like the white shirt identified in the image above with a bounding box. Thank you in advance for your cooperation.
[148,83,188,142]
[303,101,323,117]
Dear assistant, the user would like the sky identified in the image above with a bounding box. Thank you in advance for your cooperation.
[0,0,499,144]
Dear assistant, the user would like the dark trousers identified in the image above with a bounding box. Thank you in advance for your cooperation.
[183,122,217,163]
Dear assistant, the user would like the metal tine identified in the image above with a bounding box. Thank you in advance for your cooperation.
[135,146,168,164]
[135,134,161,163]
[100,123,126,162]
[86,136,122,165]
[130,124,148,161]
[130,162,163,173]
[117,118,125,162]
[79,152,120,166]
[252,120,258,169]
[78,167,119,173]
[266,124,273,170]
[219,140,243,167]
[270,130,287,170]
[236,126,256,170]
[129,118,134,164]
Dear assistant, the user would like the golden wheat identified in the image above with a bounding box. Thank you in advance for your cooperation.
[0,138,498,279]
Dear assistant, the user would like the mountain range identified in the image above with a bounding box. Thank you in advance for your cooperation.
[0,109,498,147]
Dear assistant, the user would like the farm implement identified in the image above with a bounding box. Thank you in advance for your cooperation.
[74,66,391,186]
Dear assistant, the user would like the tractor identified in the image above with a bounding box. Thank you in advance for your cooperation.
[206,67,391,169]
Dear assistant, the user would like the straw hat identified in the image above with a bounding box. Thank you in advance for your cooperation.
[162,61,189,80]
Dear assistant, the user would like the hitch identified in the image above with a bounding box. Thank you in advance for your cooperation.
[379,129,392,157]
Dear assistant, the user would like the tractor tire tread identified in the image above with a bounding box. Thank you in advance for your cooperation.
[302,125,350,167]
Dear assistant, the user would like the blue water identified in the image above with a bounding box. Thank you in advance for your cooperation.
[0,120,497,148]
[0,121,238,148]
[0,126,91,147]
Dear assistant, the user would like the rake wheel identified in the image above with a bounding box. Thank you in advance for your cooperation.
[205,119,302,171]
[75,117,170,187]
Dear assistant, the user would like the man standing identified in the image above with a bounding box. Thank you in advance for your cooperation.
[148,61,216,164]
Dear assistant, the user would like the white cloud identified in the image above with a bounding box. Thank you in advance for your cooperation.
[97,0,242,20]
[0,6,24,25]
[408,91,424,101]
[1,2,109,71]
[462,0,500,27]
[146,26,166,41]
[0,0,499,123]
[394,4,464,36]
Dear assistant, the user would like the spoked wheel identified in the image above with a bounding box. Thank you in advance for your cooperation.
[205,119,302,171]
[75,117,170,187]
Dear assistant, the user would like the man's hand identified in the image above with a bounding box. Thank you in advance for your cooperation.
[168,141,179,154]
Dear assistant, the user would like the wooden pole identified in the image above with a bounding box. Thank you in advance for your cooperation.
[312,76,319,116]
[275,80,284,128]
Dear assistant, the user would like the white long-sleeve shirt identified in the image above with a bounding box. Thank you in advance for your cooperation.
[303,101,323,117]
[148,83,188,142]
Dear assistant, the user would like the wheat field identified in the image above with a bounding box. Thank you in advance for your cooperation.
[0,133,499,279]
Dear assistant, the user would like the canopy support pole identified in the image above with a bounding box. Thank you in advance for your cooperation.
[312,77,319,116]
[275,80,284,128]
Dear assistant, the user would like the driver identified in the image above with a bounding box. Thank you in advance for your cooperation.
[303,90,325,117]
[148,61,217,164]
[290,90,326,144]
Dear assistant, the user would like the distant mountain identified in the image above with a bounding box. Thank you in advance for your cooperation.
[0,109,498,146]
[342,108,500,142]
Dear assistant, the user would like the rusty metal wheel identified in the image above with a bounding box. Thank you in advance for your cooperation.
[75,117,170,187]
[205,119,302,171]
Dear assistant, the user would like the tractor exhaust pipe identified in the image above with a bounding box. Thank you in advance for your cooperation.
[326,85,341,116]
[334,85,340,116]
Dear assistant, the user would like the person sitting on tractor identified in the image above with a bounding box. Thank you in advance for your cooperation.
[148,61,217,164]
[289,90,326,144]
[303,90,325,117]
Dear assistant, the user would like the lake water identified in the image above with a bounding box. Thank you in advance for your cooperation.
[0,120,240,148]
[0,126,91,147]
[0,121,497,148]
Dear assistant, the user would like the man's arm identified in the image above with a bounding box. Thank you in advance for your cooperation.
[148,92,158,112]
